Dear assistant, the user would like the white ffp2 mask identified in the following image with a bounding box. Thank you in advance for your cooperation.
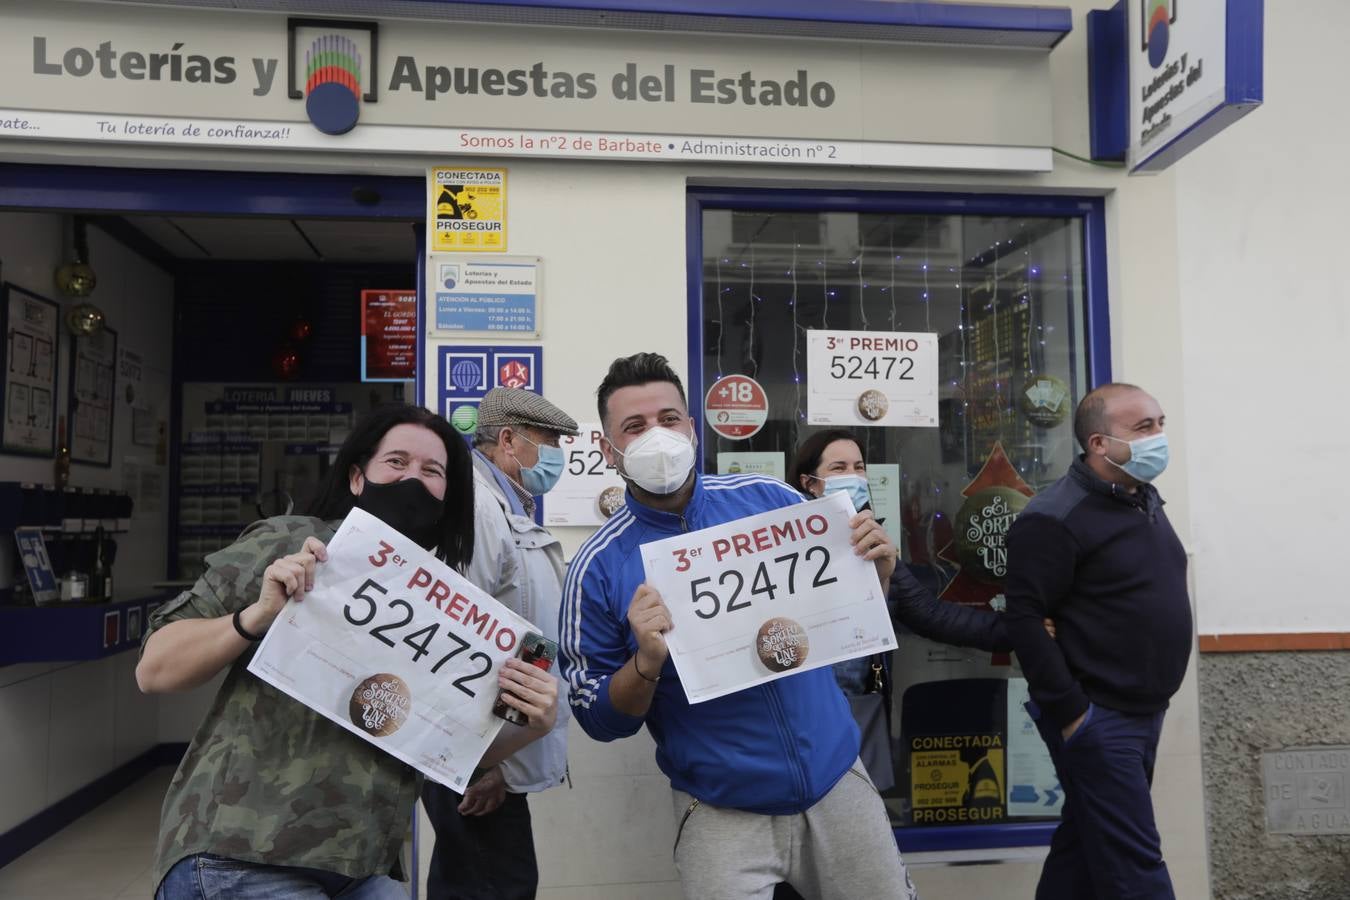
[611,426,696,495]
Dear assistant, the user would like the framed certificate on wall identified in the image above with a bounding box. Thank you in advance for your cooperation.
[1,283,60,458]
[69,325,117,467]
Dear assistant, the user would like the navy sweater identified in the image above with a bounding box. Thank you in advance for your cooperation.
[1004,458,1192,729]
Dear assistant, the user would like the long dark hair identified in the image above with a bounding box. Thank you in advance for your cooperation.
[787,428,864,497]
[309,405,475,570]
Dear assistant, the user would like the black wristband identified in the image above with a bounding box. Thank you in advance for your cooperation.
[633,655,660,683]
[233,607,265,642]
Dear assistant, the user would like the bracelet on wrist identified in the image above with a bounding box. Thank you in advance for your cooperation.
[633,655,660,683]
[232,606,265,642]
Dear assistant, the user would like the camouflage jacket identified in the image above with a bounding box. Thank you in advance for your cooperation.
[144,516,418,888]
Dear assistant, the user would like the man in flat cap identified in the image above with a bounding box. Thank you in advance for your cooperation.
[421,387,579,900]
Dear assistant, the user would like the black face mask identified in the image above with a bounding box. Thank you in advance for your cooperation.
[354,477,444,550]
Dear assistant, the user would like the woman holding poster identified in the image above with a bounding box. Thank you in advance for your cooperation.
[136,405,559,900]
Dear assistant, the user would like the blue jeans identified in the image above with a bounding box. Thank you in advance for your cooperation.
[156,854,409,900]
[1030,702,1175,900]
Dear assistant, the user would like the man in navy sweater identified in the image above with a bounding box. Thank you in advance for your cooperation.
[559,353,917,900]
[1005,383,1191,900]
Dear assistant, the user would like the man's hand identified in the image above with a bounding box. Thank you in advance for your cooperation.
[1061,709,1087,742]
[246,536,328,635]
[496,659,558,733]
[849,509,897,586]
[458,766,506,816]
[627,584,672,676]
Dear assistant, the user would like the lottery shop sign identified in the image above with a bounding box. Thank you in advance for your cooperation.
[248,508,533,790]
[641,492,895,703]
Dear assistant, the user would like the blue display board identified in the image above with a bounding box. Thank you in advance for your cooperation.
[436,345,543,438]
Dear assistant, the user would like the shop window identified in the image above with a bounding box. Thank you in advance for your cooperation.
[694,194,1098,846]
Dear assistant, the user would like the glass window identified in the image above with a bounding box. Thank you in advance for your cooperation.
[697,201,1091,835]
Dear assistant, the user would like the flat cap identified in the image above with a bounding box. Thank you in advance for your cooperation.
[477,387,579,436]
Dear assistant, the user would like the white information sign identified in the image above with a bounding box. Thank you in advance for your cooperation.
[248,508,534,790]
[1006,677,1065,817]
[641,492,896,704]
[807,330,938,428]
[717,451,786,482]
[543,422,625,527]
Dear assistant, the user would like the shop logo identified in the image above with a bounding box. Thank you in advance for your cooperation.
[438,263,460,290]
[499,359,531,389]
[1141,0,1177,70]
[448,356,487,392]
[287,18,379,135]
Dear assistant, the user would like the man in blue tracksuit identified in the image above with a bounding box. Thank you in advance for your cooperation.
[1004,383,1191,900]
[558,353,917,900]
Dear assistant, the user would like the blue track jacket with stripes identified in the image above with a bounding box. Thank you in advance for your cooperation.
[558,473,860,814]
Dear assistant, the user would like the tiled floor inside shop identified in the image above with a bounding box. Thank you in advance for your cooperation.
[0,767,173,900]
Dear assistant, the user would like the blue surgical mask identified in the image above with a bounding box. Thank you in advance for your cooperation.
[1102,432,1169,483]
[514,434,565,495]
[814,473,871,512]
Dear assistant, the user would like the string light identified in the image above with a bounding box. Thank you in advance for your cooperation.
[714,256,724,379]
[857,249,869,329]
[747,242,757,376]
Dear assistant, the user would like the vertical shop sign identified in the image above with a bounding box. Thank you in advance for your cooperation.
[1,284,60,456]
[428,168,507,252]
[360,289,418,382]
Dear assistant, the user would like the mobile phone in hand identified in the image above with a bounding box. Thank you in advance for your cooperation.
[492,632,558,726]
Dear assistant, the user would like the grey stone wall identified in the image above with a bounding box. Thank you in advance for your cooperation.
[1201,651,1350,900]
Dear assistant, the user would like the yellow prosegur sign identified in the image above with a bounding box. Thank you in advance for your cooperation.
[429,167,506,252]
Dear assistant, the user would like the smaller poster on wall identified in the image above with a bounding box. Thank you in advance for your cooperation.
[717,451,785,482]
[428,167,507,253]
[1,283,60,457]
[865,462,902,550]
[806,330,938,428]
[14,528,58,605]
[360,289,418,382]
[704,374,768,440]
[431,257,540,337]
[69,326,118,467]
[544,422,626,527]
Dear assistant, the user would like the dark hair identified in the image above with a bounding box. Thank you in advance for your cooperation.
[787,429,864,497]
[596,352,688,427]
[308,405,475,570]
[1072,382,1142,451]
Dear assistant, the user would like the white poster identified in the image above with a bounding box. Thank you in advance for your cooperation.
[717,451,785,482]
[865,462,902,550]
[544,422,626,527]
[807,330,938,428]
[641,492,896,704]
[430,256,540,336]
[1006,677,1065,817]
[248,508,535,790]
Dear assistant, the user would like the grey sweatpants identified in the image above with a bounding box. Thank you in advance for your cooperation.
[671,759,919,900]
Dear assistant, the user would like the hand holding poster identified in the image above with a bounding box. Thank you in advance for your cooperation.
[807,329,938,427]
[248,508,533,790]
[641,492,896,703]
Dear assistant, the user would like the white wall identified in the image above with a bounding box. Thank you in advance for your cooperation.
[0,212,180,834]
[0,2,1218,895]
[1176,0,1340,636]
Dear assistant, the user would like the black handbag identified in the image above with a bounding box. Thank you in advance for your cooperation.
[847,655,896,791]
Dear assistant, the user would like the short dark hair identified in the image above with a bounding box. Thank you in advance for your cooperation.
[787,429,863,496]
[1073,382,1143,451]
[596,352,688,427]
[308,404,475,570]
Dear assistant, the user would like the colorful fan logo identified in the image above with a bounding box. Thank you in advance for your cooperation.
[304,34,363,135]
[1142,0,1175,70]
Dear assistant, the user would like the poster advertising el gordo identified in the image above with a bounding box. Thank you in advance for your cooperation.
[641,492,895,703]
[807,329,938,428]
[248,508,533,790]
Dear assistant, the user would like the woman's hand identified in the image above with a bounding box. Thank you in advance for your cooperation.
[246,536,329,635]
[496,658,558,732]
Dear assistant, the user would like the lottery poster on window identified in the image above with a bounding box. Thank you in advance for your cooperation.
[69,326,117,466]
[641,492,895,703]
[806,330,938,428]
[1,284,60,456]
[248,508,535,790]
[544,422,626,527]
